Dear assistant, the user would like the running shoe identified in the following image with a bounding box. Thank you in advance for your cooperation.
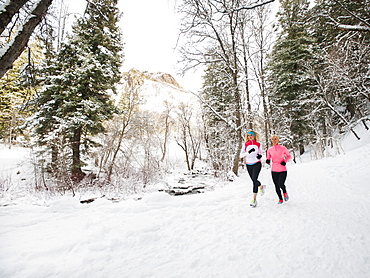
[284,193,289,202]
[278,200,283,204]
[259,185,266,196]
[250,199,258,207]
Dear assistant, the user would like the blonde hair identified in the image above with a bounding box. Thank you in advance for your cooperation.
[245,130,260,142]
[271,135,279,140]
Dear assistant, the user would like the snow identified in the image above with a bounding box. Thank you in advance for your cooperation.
[1,125,370,277]
[0,1,11,13]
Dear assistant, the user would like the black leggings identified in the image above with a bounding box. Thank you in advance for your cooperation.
[272,171,287,200]
[247,162,262,193]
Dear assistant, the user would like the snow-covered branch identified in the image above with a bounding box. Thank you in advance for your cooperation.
[187,89,249,132]
[226,0,276,13]
[332,0,370,30]
[321,0,370,32]
[325,14,370,32]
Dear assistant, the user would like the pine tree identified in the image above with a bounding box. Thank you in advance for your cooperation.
[31,0,123,182]
[201,60,239,175]
[0,45,41,145]
[267,0,318,154]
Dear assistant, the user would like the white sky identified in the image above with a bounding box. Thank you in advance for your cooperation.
[64,0,203,92]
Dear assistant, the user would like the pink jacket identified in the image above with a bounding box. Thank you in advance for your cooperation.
[266,144,292,172]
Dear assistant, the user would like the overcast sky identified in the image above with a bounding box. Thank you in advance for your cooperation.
[64,0,202,92]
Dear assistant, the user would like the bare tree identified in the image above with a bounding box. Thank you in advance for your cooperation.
[175,103,202,171]
[308,42,369,141]
[178,0,275,175]
[247,4,274,149]
[158,101,174,162]
[105,85,141,182]
[0,0,54,79]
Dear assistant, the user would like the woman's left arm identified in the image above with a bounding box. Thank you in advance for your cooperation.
[284,147,292,162]
[258,144,263,155]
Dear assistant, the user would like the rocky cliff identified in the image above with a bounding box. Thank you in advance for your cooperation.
[121,68,193,113]
[123,68,182,91]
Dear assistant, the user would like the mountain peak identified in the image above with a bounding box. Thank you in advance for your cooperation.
[123,68,182,90]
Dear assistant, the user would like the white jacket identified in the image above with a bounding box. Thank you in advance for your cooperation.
[240,140,263,165]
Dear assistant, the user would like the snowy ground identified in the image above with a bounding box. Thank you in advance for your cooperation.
[1,126,370,278]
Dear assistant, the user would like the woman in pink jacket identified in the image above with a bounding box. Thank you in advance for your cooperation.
[266,135,292,204]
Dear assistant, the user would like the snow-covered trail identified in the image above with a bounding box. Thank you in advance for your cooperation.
[1,140,370,278]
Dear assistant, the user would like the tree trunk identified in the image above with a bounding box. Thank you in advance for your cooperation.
[107,119,128,182]
[51,144,58,172]
[0,0,53,79]
[161,112,171,162]
[71,127,85,183]
[0,0,29,34]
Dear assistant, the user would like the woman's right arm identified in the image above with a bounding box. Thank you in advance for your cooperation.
[266,148,271,160]
[240,144,247,158]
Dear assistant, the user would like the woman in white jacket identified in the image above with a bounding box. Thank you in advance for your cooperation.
[240,130,266,207]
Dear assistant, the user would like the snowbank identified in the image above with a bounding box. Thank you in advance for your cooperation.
[0,127,369,277]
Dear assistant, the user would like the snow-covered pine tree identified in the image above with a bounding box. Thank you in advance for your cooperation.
[31,0,123,182]
[201,60,239,176]
[30,44,69,174]
[266,0,318,155]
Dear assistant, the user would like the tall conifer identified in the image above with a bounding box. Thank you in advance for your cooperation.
[267,0,318,154]
[31,0,123,181]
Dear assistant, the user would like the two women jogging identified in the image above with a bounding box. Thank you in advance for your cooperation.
[240,131,291,206]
